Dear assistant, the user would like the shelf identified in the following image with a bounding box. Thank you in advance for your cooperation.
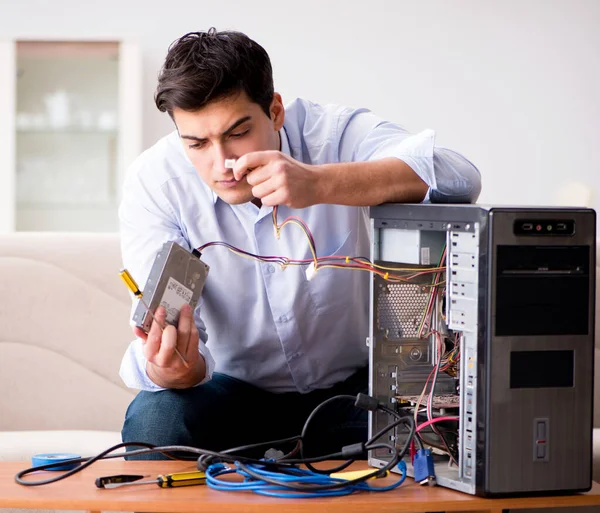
[16,41,119,59]
[18,201,119,210]
[1,37,142,233]
[17,128,117,135]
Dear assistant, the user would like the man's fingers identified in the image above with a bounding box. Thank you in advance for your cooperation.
[155,324,178,367]
[143,304,199,370]
[143,306,165,360]
[251,179,279,201]
[149,306,166,335]
[233,150,279,181]
[260,189,288,207]
[187,322,200,360]
[143,326,161,361]
[177,304,193,355]
[133,326,147,341]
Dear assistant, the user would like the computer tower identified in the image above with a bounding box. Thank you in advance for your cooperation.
[368,204,595,496]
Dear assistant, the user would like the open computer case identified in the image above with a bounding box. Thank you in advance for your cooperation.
[368,204,595,496]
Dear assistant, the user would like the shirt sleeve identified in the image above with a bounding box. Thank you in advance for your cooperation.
[117,156,215,391]
[336,109,481,203]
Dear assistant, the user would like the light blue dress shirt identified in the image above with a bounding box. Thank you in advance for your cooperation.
[119,98,481,393]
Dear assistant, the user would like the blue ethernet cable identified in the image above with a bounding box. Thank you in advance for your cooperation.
[205,460,407,498]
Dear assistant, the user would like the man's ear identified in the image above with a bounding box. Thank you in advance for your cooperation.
[270,92,285,131]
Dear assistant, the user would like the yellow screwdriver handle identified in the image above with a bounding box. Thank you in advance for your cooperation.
[157,470,207,488]
[119,268,143,297]
[330,469,388,481]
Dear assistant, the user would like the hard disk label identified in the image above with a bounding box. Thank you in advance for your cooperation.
[160,277,193,325]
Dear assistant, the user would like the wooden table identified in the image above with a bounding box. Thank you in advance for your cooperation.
[2,460,600,513]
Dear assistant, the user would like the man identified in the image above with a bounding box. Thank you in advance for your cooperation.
[119,28,481,459]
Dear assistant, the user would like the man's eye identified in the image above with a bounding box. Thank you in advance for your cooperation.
[188,142,205,150]
[230,129,249,139]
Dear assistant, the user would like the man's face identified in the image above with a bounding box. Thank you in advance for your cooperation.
[174,91,285,205]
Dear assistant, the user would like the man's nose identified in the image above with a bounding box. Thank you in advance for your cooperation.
[212,147,230,173]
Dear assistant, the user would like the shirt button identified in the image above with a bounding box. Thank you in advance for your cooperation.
[279,315,288,323]
[266,264,275,274]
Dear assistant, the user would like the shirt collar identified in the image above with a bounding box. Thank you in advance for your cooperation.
[280,126,291,157]
[211,127,290,205]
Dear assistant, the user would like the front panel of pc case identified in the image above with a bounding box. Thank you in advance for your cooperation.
[484,208,594,495]
[367,204,594,497]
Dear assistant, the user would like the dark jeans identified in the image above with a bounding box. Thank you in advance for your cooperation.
[121,367,368,460]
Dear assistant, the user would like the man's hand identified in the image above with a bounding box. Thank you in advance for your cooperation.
[133,304,206,389]
[233,151,322,208]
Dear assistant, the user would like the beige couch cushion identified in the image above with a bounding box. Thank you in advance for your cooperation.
[0,232,136,433]
[0,430,122,461]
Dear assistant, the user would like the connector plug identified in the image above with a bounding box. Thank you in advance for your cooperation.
[341,442,366,459]
[354,393,379,411]
[263,448,285,461]
[413,449,436,486]
[305,262,317,281]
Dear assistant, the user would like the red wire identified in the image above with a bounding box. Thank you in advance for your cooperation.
[416,416,459,433]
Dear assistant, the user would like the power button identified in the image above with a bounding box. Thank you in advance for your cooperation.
[533,418,549,462]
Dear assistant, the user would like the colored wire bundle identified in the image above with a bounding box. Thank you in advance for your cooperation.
[417,246,447,338]
[408,330,460,463]
[439,332,460,378]
[196,241,447,284]
[197,206,447,285]
[272,205,318,265]
[425,341,459,464]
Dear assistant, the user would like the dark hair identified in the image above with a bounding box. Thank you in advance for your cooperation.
[155,28,274,118]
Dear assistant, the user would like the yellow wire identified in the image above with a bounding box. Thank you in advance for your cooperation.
[271,206,448,280]
[277,219,318,264]
[319,260,446,277]
[210,245,448,288]
[221,247,288,267]
[207,207,450,286]
[313,263,445,285]
[368,262,446,272]
[417,247,446,337]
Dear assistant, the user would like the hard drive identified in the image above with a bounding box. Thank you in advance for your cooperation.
[132,241,209,333]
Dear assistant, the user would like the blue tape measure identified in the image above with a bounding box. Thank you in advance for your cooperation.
[31,453,81,471]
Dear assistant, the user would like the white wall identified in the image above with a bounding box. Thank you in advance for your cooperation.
[1,0,599,210]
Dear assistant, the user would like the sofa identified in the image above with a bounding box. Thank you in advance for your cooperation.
[0,231,599,481]
[0,232,135,461]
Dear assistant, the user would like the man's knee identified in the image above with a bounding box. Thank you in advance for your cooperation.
[121,389,200,460]
[121,374,247,460]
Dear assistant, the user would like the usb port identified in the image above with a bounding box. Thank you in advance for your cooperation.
[522,223,533,231]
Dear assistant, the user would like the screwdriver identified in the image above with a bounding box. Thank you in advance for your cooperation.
[103,470,207,489]
[119,268,190,368]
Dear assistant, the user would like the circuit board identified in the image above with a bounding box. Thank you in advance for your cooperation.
[396,393,460,410]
